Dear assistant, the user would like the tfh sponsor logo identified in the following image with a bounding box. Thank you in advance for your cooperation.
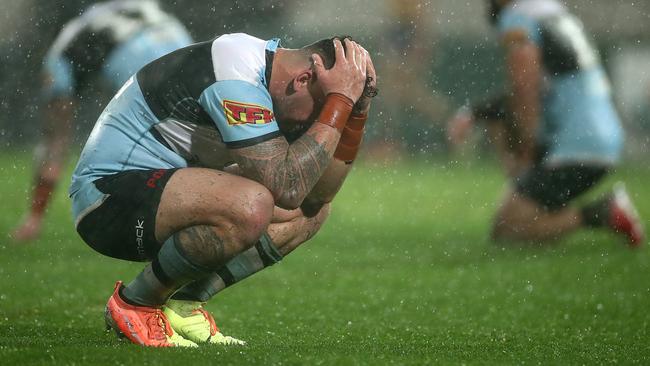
[223,100,275,125]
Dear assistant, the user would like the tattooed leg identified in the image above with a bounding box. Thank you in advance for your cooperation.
[174,225,232,269]
[171,204,331,302]
[171,233,282,302]
[121,224,257,307]
[120,168,275,307]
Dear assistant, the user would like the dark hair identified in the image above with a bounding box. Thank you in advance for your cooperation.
[488,0,504,25]
[301,35,352,69]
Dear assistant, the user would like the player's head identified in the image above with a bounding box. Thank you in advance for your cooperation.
[303,36,351,69]
[270,36,351,129]
[487,0,511,25]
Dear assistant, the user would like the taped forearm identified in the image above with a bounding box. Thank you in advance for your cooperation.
[333,113,366,164]
[272,94,353,209]
[316,93,354,132]
[303,113,367,209]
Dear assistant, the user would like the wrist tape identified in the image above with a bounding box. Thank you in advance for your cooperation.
[333,113,366,163]
[316,93,354,132]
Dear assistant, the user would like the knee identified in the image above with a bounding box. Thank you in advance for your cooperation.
[491,208,537,243]
[490,207,521,242]
[229,182,274,243]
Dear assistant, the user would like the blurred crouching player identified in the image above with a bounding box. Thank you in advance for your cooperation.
[69,34,376,346]
[447,0,645,245]
[12,0,192,242]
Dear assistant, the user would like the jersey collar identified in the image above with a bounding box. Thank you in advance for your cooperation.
[264,38,281,90]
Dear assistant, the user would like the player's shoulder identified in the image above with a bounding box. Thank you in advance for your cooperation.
[49,0,178,57]
[81,0,171,24]
[497,0,564,45]
[47,9,93,58]
[56,0,123,35]
[499,0,565,27]
[210,33,281,88]
[46,1,122,57]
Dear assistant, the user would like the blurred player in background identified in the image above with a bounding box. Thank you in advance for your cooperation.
[447,0,645,245]
[70,34,376,347]
[12,0,192,242]
[373,0,449,158]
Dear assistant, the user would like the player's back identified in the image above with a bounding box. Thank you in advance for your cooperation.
[497,0,623,166]
[70,33,282,221]
[44,0,192,99]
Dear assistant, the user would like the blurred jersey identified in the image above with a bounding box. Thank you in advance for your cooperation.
[70,33,281,223]
[43,0,193,100]
[497,0,623,166]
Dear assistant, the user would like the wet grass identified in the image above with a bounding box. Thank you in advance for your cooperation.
[0,152,649,365]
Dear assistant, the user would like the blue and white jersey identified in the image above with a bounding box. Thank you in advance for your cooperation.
[43,0,192,99]
[70,33,281,223]
[497,0,624,167]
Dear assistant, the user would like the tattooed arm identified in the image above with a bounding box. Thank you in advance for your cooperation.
[300,159,352,215]
[301,51,376,214]
[229,38,368,210]
[230,122,341,210]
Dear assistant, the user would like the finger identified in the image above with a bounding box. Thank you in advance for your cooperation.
[356,43,365,71]
[367,54,376,82]
[349,40,357,66]
[344,38,355,64]
[360,48,368,75]
[333,38,345,65]
[357,45,366,64]
[362,52,375,83]
[311,54,325,74]
[357,46,369,72]
[355,42,364,70]
[350,41,360,68]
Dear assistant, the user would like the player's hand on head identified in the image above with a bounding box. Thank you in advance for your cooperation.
[312,38,367,103]
[352,46,377,115]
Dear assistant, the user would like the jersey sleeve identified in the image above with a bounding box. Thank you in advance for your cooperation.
[498,9,543,45]
[42,52,76,100]
[198,80,281,148]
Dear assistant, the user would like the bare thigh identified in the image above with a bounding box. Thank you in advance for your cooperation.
[155,168,274,246]
[493,187,542,236]
[493,186,581,242]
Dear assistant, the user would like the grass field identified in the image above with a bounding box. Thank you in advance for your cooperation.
[0,152,649,365]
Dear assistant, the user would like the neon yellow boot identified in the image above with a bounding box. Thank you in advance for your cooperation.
[163,299,246,345]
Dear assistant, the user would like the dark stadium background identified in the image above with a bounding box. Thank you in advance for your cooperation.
[1,2,649,364]
[1,0,648,158]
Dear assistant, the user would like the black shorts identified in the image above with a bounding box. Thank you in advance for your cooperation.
[514,164,608,211]
[76,168,179,262]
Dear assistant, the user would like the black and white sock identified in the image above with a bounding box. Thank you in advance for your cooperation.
[172,233,282,302]
[121,236,213,307]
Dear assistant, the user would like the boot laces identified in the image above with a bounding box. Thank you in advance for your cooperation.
[146,310,173,341]
[197,308,219,335]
